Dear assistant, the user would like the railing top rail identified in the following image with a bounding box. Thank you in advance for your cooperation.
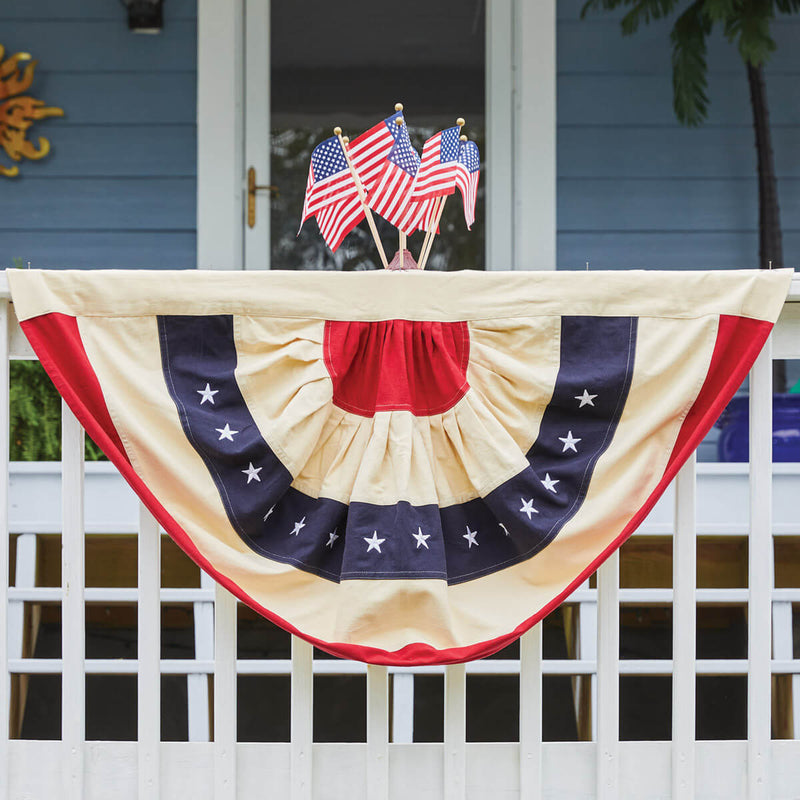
[0,269,798,300]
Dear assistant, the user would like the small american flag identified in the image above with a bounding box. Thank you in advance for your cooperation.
[315,196,365,252]
[455,139,480,230]
[396,196,439,235]
[300,112,404,251]
[369,118,422,230]
[348,111,403,196]
[298,136,364,251]
[409,126,461,203]
[394,127,462,235]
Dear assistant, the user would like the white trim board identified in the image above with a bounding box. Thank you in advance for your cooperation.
[487,0,557,270]
[197,0,245,270]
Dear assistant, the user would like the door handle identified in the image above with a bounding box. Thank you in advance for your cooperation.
[247,167,279,228]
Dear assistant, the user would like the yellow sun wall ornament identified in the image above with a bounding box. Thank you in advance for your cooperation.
[0,44,64,178]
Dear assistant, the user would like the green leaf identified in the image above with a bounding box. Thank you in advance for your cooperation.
[620,0,681,34]
[670,0,712,127]
[9,361,107,461]
[701,0,738,23]
[580,0,630,21]
[734,0,777,65]
[774,0,800,14]
[581,0,682,33]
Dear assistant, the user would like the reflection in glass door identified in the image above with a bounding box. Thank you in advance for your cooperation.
[269,0,486,271]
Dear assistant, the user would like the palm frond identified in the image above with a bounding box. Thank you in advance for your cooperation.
[620,0,682,34]
[670,0,712,126]
[580,0,630,21]
[774,0,800,14]
[581,0,682,32]
[734,0,777,65]
[701,0,738,23]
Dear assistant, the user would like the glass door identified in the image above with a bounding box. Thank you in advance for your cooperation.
[248,0,486,271]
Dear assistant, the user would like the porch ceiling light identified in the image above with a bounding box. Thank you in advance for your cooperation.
[121,0,163,34]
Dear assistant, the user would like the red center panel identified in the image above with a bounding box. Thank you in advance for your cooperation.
[323,319,470,417]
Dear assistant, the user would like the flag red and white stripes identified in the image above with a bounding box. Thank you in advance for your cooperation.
[455,139,480,230]
[409,126,461,204]
[299,113,403,251]
[348,112,402,196]
[368,118,422,231]
[298,135,364,251]
[315,196,365,252]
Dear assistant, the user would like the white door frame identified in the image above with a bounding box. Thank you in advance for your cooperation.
[486,0,557,270]
[197,0,244,270]
[243,0,271,271]
[197,0,556,272]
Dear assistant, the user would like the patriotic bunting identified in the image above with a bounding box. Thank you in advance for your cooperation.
[8,268,791,665]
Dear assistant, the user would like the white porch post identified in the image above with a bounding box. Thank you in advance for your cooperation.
[197,0,245,270]
[514,0,557,270]
[486,0,557,270]
[486,0,514,271]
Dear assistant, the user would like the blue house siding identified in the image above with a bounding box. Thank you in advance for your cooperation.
[0,0,196,269]
[557,0,800,269]
[3,2,798,272]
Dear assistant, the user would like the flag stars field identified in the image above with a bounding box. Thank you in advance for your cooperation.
[197,383,218,404]
[575,389,597,407]
[412,527,430,549]
[541,473,559,493]
[215,423,238,442]
[519,498,538,519]
[463,526,478,548]
[242,462,262,483]
[364,531,385,553]
[559,431,581,453]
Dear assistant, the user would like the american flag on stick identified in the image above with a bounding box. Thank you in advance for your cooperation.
[395,122,463,236]
[396,196,439,236]
[348,110,403,197]
[314,197,366,253]
[298,135,364,252]
[455,139,480,230]
[368,117,422,230]
[409,125,461,204]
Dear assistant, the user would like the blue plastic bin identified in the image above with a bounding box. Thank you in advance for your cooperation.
[715,394,800,462]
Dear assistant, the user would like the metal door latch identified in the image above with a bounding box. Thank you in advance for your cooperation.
[247,167,279,228]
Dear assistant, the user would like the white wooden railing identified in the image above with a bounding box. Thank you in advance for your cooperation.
[1,275,800,799]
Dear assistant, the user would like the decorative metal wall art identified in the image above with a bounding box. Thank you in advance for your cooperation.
[0,44,64,178]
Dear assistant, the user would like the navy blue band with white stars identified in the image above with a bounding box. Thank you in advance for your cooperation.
[158,314,636,585]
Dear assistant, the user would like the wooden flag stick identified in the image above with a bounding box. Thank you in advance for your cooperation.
[418,195,447,270]
[417,202,437,268]
[394,103,406,270]
[335,126,388,269]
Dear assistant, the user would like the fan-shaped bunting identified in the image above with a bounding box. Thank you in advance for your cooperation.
[8,268,791,665]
